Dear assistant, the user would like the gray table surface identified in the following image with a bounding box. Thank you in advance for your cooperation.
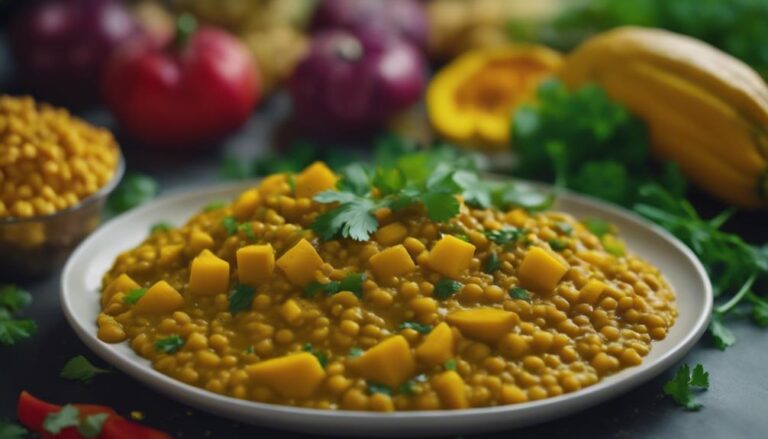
[1,38,768,439]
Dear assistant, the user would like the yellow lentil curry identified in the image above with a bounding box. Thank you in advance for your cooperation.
[0,96,120,219]
[98,162,677,411]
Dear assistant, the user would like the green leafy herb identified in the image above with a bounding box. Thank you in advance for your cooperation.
[304,281,329,298]
[155,335,185,354]
[509,287,532,302]
[398,374,428,396]
[61,355,111,383]
[0,285,36,346]
[123,288,147,305]
[78,413,109,439]
[485,227,524,245]
[107,173,159,214]
[663,363,710,410]
[203,201,227,212]
[548,238,568,252]
[219,154,251,180]
[149,222,172,234]
[434,279,462,300]
[238,222,256,240]
[245,345,255,355]
[338,272,366,297]
[302,343,328,368]
[443,359,457,371]
[221,216,238,235]
[556,222,573,235]
[286,174,297,194]
[348,347,364,358]
[399,321,433,334]
[484,252,501,274]
[0,421,27,439]
[229,285,256,314]
[367,382,392,395]
[43,404,80,435]
[582,218,613,237]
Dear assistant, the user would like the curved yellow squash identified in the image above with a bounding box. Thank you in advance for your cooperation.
[561,26,768,208]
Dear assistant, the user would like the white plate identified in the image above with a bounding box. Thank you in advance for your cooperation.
[61,182,712,437]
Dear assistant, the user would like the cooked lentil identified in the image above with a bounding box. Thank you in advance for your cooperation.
[98,162,677,411]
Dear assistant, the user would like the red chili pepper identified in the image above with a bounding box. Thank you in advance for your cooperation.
[17,391,171,439]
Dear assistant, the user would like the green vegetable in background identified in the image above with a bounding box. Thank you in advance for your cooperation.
[0,285,36,347]
[107,173,159,214]
[0,421,27,439]
[663,363,710,410]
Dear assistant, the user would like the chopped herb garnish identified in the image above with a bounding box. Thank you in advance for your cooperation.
[122,288,147,305]
[399,321,433,334]
[582,218,613,238]
[222,216,238,235]
[663,363,709,410]
[302,343,328,368]
[245,345,255,355]
[556,222,573,235]
[78,413,109,439]
[548,238,568,252]
[43,404,80,435]
[229,285,256,314]
[485,227,524,245]
[484,252,501,273]
[434,279,462,300]
[338,272,365,297]
[303,281,328,298]
[149,222,172,234]
[218,154,250,180]
[0,285,36,347]
[203,201,227,212]
[509,287,532,302]
[443,359,457,371]
[0,421,26,439]
[155,335,184,354]
[238,222,256,240]
[348,347,364,358]
[367,382,392,395]
[60,355,111,383]
[107,173,159,214]
[287,174,297,194]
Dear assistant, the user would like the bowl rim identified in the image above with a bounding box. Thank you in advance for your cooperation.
[0,152,125,225]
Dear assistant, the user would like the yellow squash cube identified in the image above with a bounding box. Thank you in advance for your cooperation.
[415,322,455,366]
[276,239,324,286]
[188,250,230,296]
[232,188,261,220]
[246,353,326,398]
[236,244,275,286]
[518,247,568,293]
[427,235,476,279]
[102,273,140,307]
[578,279,607,304]
[432,371,468,409]
[133,281,184,315]
[375,222,408,246]
[369,245,416,280]
[350,335,415,388]
[295,161,338,199]
[446,308,519,344]
[158,245,183,267]
[189,229,214,256]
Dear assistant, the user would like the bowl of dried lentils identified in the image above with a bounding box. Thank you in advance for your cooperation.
[0,95,124,278]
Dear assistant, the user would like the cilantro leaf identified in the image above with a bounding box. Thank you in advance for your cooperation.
[348,347,364,358]
[219,154,250,180]
[238,222,256,240]
[0,285,31,313]
[749,293,768,327]
[155,335,185,354]
[548,239,568,252]
[399,321,433,334]
[338,273,366,297]
[421,191,460,222]
[0,421,27,439]
[663,363,710,410]
[443,358,457,371]
[0,312,36,347]
[367,382,392,395]
[582,218,613,237]
[229,285,255,314]
[338,163,372,196]
[203,201,227,212]
[61,355,111,383]
[221,216,238,235]
[484,252,501,273]
[311,199,379,241]
[43,404,80,434]
[78,413,109,439]
[709,313,736,351]
[150,222,172,234]
[123,288,147,305]
[107,173,158,214]
[485,227,524,245]
[302,343,328,368]
[509,287,532,302]
[434,279,462,300]
[372,168,406,196]
[556,222,573,235]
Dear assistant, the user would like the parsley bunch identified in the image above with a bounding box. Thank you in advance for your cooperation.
[0,285,36,347]
[663,363,710,410]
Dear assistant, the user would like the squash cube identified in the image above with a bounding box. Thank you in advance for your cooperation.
[246,352,326,398]
[432,371,468,409]
[189,229,214,256]
[416,322,455,366]
[232,188,261,220]
[236,244,275,286]
[188,250,230,296]
[369,245,416,280]
[428,235,476,279]
[295,161,338,199]
[350,335,415,388]
[158,245,183,267]
[133,280,184,315]
[276,239,324,286]
[518,247,568,293]
[102,273,140,307]
[446,308,519,344]
[280,299,303,325]
[375,222,408,246]
[578,279,607,304]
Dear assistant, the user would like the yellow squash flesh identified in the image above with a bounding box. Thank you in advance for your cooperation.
[561,26,768,208]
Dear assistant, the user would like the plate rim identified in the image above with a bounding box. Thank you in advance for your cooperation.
[60,180,712,436]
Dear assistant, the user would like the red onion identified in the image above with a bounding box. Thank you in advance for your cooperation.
[9,0,142,106]
[312,0,428,51]
[289,29,427,138]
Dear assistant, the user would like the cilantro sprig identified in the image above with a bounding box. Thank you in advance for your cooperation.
[43,404,110,438]
[60,355,111,384]
[302,343,328,368]
[663,363,710,410]
[0,285,36,347]
[155,335,185,354]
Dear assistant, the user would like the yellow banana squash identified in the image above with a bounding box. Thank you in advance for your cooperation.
[561,26,768,208]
